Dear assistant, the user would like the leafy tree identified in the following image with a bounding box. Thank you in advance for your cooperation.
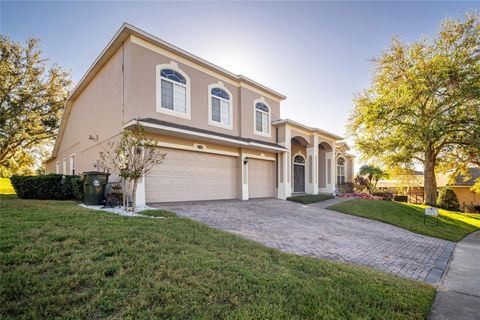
[91,124,166,211]
[349,13,480,205]
[0,36,71,177]
[357,164,388,193]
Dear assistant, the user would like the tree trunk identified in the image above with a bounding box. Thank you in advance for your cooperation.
[131,179,138,212]
[122,179,127,211]
[424,149,437,206]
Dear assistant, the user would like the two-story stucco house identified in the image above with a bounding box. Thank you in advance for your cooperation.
[46,23,354,206]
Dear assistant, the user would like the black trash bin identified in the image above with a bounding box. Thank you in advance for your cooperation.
[83,172,109,205]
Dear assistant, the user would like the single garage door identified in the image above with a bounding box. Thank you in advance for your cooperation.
[248,159,275,198]
[146,148,238,203]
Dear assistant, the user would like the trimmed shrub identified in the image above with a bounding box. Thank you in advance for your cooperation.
[437,187,460,211]
[337,182,354,194]
[10,174,80,200]
[71,176,84,201]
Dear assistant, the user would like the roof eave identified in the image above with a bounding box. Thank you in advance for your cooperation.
[272,119,344,140]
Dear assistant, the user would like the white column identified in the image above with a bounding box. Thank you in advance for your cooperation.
[240,151,249,200]
[277,129,291,200]
[277,150,291,199]
[306,136,318,195]
[325,151,333,193]
[135,175,146,207]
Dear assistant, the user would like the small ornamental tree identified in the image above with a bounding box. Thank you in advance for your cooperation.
[91,124,166,211]
[437,187,460,212]
[357,165,388,193]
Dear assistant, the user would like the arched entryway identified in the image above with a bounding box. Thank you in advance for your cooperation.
[293,155,305,192]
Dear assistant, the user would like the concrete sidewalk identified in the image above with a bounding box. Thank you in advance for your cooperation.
[428,231,480,320]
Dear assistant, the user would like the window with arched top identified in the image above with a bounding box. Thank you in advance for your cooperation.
[337,157,345,184]
[254,101,270,136]
[209,85,232,129]
[156,64,191,119]
[294,155,305,165]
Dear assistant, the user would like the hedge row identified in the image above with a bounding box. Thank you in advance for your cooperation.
[10,174,84,201]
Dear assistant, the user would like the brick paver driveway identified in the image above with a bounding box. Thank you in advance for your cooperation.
[151,198,454,282]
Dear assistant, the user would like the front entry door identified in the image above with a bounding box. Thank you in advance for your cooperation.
[294,164,305,192]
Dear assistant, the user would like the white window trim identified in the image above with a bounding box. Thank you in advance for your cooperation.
[293,153,306,165]
[62,158,67,175]
[69,154,75,175]
[55,161,60,174]
[336,156,346,184]
[208,83,233,130]
[253,98,271,138]
[155,62,191,120]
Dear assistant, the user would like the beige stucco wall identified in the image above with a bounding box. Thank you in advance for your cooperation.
[46,48,124,175]
[347,157,354,183]
[123,39,280,144]
[453,187,479,211]
[291,129,313,146]
[291,142,306,159]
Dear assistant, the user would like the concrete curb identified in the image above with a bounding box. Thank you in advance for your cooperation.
[425,241,456,284]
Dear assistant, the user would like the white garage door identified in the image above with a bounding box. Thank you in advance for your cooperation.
[248,159,276,198]
[146,148,238,203]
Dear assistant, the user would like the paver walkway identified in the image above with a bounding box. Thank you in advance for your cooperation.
[152,198,454,282]
[428,231,480,320]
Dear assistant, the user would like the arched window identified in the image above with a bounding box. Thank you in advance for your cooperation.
[209,85,232,128]
[254,101,270,136]
[337,157,345,184]
[156,64,190,119]
[294,155,305,165]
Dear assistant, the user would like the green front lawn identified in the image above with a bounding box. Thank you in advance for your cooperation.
[0,195,434,319]
[287,194,334,204]
[139,209,177,218]
[328,199,480,242]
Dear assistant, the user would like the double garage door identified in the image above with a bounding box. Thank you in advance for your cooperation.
[145,148,276,203]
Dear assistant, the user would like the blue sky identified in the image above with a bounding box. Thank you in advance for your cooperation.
[2,1,478,147]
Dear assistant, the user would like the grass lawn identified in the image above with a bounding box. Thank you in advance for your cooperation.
[139,209,177,218]
[0,178,15,195]
[287,194,334,204]
[328,199,480,242]
[0,195,434,319]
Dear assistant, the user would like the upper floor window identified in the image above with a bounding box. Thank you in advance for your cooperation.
[156,64,191,119]
[209,85,232,129]
[337,157,345,185]
[254,100,270,136]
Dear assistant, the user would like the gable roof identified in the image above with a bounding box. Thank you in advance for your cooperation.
[451,167,480,186]
[47,23,286,162]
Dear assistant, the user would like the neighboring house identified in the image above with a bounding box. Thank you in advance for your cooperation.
[46,23,354,205]
[377,168,480,212]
